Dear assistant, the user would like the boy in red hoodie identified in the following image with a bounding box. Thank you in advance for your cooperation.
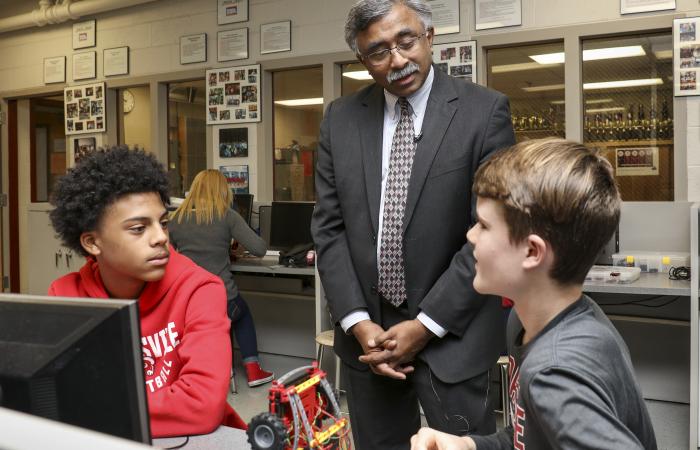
[48,146,246,437]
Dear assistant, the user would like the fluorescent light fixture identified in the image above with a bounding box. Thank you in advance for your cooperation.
[585,98,613,104]
[521,84,565,92]
[529,52,565,65]
[274,97,324,106]
[583,78,662,90]
[529,45,646,65]
[654,49,672,59]
[491,62,556,73]
[342,70,373,80]
[585,107,625,114]
[550,100,565,105]
[583,45,645,61]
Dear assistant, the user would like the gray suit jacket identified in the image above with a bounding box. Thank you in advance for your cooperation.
[311,68,515,383]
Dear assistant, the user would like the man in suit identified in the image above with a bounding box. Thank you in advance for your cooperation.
[311,1,515,448]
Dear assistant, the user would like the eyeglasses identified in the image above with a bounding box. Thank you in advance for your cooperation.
[360,32,428,66]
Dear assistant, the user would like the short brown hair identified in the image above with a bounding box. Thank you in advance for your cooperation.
[473,138,620,285]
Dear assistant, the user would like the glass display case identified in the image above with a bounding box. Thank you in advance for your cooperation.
[582,32,673,201]
[487,41,566,143]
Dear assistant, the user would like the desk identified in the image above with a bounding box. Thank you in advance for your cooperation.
[583,271,691,448]
[153,427,250,449]
[584,272,690,296]
[232,255,315,276]
[231,256,318,359]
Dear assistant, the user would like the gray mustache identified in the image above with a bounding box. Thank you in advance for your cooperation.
[387,62,420,84]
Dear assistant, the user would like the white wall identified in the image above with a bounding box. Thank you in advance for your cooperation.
[5,0,700,288]
[3,0,700,199]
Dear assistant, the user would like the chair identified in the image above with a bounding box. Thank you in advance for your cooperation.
[315,329,341,398]
[496,355,511,427]
[230,367,238,394]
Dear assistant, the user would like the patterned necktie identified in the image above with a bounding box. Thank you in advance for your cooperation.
[378,97,417,307]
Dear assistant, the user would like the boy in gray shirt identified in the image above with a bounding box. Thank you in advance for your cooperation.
[411,138,656,449]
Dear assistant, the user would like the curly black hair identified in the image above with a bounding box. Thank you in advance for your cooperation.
[50,146,170,256]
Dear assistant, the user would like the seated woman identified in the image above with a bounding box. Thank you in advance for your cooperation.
[169,170,274,387]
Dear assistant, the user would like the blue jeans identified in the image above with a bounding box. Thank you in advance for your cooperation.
[227,293,259,362]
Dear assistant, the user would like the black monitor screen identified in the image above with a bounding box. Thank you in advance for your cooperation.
[269,201,315,251]
[232,192,253,226]
[0,294,150,444]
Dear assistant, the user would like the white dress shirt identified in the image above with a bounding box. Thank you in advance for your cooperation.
[340,67,447,338]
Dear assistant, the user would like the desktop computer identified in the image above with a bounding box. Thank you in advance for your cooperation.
[0,294,151,444]
[269,201,315,252]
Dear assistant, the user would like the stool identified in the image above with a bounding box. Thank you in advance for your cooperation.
[496,355,511,427]
[315,330,341,398]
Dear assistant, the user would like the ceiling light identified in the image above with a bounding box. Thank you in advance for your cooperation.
[342,70,373,80]
[529,46,646,65]
[586,98,613,104]
[550,100,565,105]
[529,52,565,65]
[583,78,662,90]
[585,107,625,114]
[521,84,565,92]
[274,97,324,106]
[654,49,672,59]
[491,62,556,73]
[583,45,645,61]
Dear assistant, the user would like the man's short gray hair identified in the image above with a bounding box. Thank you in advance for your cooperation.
[344,0,433,54]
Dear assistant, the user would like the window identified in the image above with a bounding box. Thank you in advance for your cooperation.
[31,97,66,202]
[272,67,323,201]
[341,62,373,96]
[582,32,673,201]
[117,86,151,151]
[167,80,207,197]
[487,42,566,143]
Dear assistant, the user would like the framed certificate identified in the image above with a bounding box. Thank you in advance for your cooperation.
[218,28,248,62]
[103,46,129,77]
[260,21,291,54]
[72,51,96,81]
[72,20,96,49]
[44,56,66,84]
[218,0,248,25]
[621,0,675,14]
[426,0,460,35]
[475,0,522,31]
[180,33,207,64]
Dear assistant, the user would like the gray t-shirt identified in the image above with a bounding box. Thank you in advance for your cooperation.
[169,209,267,300]
[471,296,657,450]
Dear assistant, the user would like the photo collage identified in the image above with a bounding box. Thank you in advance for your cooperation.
[206,64,261,124]
[64,82,105,135]
[431,41,476,83]
[676,18,700,96]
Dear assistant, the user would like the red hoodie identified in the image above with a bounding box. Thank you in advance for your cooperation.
[48,248,247,437]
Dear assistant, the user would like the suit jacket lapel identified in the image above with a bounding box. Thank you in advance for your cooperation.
[359,85,384,234]
[402,69,458,233]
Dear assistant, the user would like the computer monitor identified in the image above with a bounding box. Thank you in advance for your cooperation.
[269,201,315,251]
[259,204,271,244]
[0,294,150,444]
[232,192,253,226]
